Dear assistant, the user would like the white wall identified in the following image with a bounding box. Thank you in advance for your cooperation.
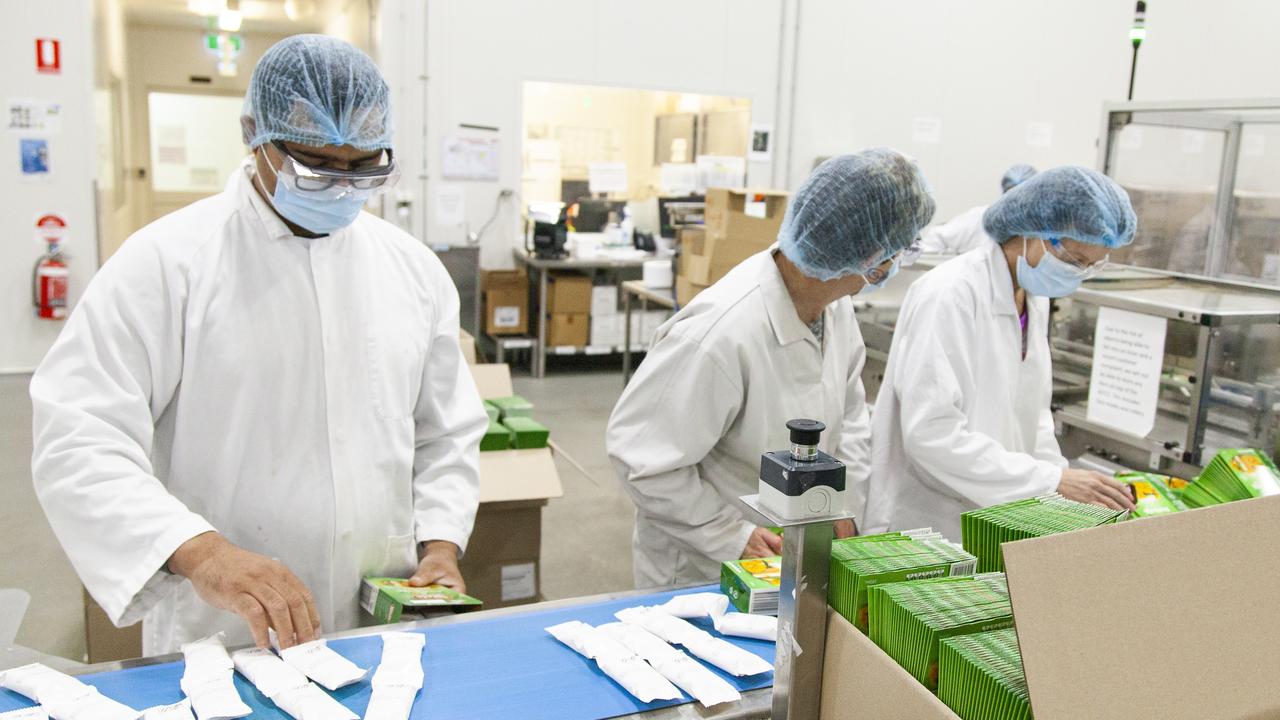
[0,0,97,372]
[378,0,784,267]
[787,0,1280,225]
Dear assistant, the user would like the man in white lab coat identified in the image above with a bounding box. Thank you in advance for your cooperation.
[865,166,1137,541]
[608,149,936,588]
[918,164,1036,255]
[29,35,487,655]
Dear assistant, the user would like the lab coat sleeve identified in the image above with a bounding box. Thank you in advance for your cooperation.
[29,239,217,627]
[1032,407,1069,468]
[836,321,873,521]
[411,278,486,554]
[892,294,1062,508]
[606,335,756,564]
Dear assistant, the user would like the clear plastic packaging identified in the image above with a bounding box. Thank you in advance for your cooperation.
[615,607,773,677]
[364,632,427,720]
[179,634,251,720]
[656,593,729,619]
[545,621,682,703]
[0,663,138,720]
[270,684,357,720]
[597,623,741,707]
[279,640,368,692]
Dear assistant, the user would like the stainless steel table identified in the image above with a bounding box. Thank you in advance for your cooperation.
[512,249,657,378]
[621,280,677,386]
[56,586,771,720]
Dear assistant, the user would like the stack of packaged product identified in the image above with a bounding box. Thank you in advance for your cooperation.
[960,494,1128,572]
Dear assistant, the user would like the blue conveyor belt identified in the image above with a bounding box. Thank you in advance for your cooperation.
[0,585,774,719]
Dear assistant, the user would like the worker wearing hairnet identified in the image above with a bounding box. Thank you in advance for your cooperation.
[864,166,1137,540]
[30,35,487,654]
[918,164,1036,255]
[608,149,935,587]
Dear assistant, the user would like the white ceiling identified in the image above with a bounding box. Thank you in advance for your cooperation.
[124,0,327,34]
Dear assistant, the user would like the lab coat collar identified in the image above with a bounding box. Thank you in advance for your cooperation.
[984,240,1019,317]
[760,246,818,347]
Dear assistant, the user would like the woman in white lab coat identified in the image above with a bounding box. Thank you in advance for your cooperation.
[918,164,1036,255]
[864,166,1137,540]
[608,149,935,588]
[29,36,487,655]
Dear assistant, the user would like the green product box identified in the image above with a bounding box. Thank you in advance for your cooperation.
[720,557,781,615]
[480,420,514,452]
[483,401,501,423]
[502,416,550,449]
[488,395,534,420]
[360,577,482,624]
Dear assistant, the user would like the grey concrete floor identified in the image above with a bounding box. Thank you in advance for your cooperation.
[0,363,635,662]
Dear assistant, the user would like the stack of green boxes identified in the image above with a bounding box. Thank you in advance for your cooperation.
[937,628,1031,720]
[961,494,1128,573]
[481,395,550,451]
[867,573,1013,691]
[828,530,977,632]
[1118,471,1189,517]
[1181,449,1280,508]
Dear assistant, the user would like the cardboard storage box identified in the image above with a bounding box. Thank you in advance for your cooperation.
[459,329,478,364]
[481,269,529,336]
[548,312,590,348]
[546,272,593,314]
[678,189,788,286]
[818,495,1280,720]
[465,364,564,609]
[676,275,708,306]
[678,226,706,256]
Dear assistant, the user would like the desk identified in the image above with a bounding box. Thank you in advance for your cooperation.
[621,280,677,385]
[512,249,656,377]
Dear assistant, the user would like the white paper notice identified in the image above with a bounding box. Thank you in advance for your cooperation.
[1086,307,1168,437]
[441,136,500,181]
[1025,121,1054,147]
[433,184,465,227]
[911,117,942,144]
[695,155,746,191]
[659,163,698,195]
[587,163,628,194]
[7,98,63,134]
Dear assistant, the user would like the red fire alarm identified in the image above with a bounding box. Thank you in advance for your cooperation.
[35,38,61,75]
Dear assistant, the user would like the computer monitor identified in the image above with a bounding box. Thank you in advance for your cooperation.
[573,198,612,232]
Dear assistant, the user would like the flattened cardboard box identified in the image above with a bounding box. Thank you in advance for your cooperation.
[465,364,565,609]
[818,495,1280,720]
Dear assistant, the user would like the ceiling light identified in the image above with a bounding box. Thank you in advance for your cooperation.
[218,0,243,31]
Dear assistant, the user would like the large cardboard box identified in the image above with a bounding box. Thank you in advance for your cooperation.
[459,329,478,364]
[678,226,706,256]
[465,364,565,609]
[818,495,1280,720]
[548,312,589,348]
[546,272,593,314]
[676,275,708,306]
[481,269,529,336]
[679,189,789,286]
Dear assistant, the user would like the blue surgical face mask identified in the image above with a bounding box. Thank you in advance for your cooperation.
[856,257,900,296]
[1015,238,1089,298]
[255,147,375,235]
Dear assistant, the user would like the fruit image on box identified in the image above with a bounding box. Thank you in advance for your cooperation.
[721,556,782,615]
[1182,449,1280,508]
[481,420,515,452]
[360,578,482,623]
[1118,471,1188,517]
[488,395,534,419]
[502,416,549,449]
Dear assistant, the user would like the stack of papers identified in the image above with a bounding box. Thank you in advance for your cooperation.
[866,573,1012,691]
[827,530,976,632]
[1181,449,1280,509]
[1117,472,1189,517]
[961,494,1128,573]
[937,628,1031,720]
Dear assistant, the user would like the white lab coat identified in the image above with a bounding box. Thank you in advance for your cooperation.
[864,241,1066,541]
[607,249,872,588]
[918,205,990,255]
[29,160,487,655]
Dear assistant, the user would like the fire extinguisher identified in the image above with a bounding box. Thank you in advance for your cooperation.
[33,239,69,320]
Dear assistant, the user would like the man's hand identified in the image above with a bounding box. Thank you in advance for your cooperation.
[408,541,465,594]
[741,527,783,559]
[1057,469,1136,511]
[168,532,320,649]
[834,519,857,539]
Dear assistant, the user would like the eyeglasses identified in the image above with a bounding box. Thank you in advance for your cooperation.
[1045,237,1108,278]
[862,239,922,284]
[271,141,400,192]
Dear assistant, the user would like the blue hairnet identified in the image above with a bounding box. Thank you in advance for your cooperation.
[778,148,936,281]
[983,166,1136,248]
[243,34,392,151]
[1000,164,1037,193]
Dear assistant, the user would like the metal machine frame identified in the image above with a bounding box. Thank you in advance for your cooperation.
[1096,98,1280,283]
